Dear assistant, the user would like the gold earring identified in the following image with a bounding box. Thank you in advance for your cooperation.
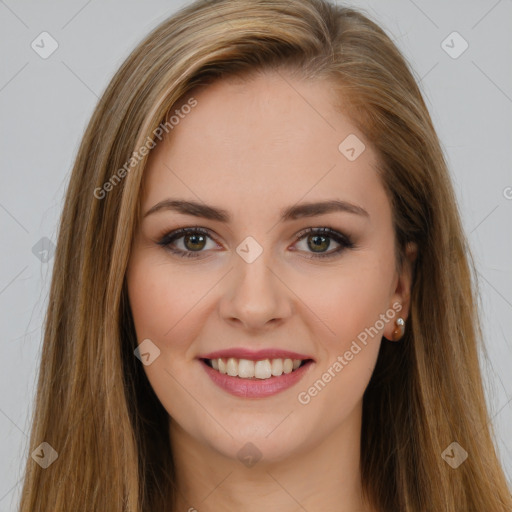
[391,317,405,341]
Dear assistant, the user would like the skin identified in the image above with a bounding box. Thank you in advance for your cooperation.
[126,69,417,512]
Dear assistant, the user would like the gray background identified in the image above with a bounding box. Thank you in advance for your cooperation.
[1,0,511,509]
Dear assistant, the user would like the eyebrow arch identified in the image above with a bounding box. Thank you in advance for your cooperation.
[143,199,369,222]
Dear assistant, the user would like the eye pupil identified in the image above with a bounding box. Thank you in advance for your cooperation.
[308,234,329,252]
[185,233,206,251]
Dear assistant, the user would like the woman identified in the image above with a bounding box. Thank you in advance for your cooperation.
[18,0,512,511]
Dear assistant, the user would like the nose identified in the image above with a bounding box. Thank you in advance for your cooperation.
[218,250,293,332]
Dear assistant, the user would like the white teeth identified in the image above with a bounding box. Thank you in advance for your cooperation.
[226,357,238,377]
[238,359,255,378]
[207,357,306,379]
[271,358,283,376]
[254,359,272,379]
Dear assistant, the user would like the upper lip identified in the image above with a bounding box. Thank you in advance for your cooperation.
[199,348,314,361]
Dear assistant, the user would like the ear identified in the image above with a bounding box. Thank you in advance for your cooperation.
[383,241,418,340]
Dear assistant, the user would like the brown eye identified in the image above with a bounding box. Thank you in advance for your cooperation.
[157,227,219,259]
[294,227,355,259]
[307,234,331,253]
[183,233,207,251]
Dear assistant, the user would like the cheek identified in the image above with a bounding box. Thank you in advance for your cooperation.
[291,258,395,412]
[126,255,208,350]
[294,269,389,423]
[126,256,209,420]
[298,259,393,348]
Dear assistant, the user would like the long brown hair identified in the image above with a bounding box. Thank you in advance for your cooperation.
[18,0,512,510]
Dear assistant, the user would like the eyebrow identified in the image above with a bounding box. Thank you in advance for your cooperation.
[143,198,369,222]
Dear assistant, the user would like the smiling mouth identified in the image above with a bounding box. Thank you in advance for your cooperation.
[201,357,313,380]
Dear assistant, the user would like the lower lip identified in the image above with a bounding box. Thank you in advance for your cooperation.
[199,359,314,398]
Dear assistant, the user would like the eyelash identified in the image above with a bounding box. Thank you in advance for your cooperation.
[156,226,355,260]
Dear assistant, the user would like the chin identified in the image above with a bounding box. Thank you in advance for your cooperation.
[192,412,313,466]
[209,433,303,467]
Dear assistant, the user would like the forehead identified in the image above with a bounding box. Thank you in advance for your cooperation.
[141,71,391,225]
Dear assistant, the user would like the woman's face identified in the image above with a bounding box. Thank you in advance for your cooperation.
[126,70,415,464]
